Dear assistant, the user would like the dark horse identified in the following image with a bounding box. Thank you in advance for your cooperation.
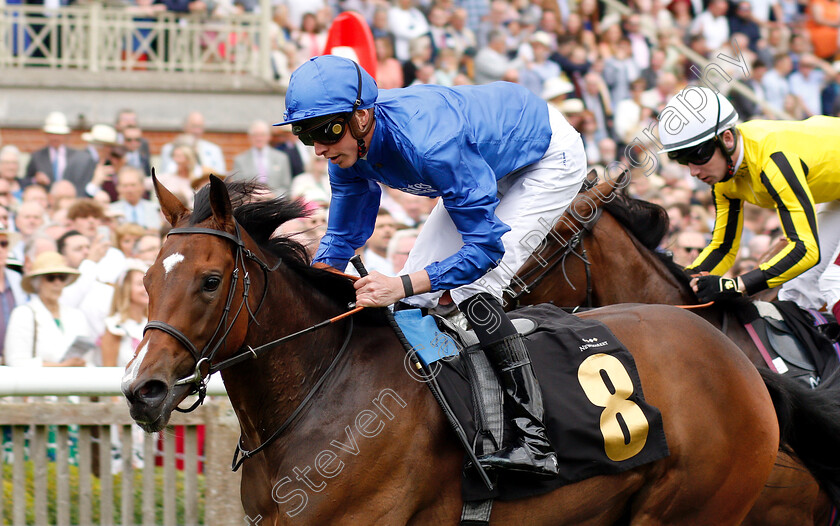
[512,179,840,526]
[123,176,840,525]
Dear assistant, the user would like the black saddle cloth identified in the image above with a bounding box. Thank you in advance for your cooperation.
[432,303,670,502]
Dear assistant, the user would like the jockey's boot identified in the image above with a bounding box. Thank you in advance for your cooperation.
[477,333,559,477]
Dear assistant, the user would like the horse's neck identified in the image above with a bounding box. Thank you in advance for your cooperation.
[592,220,695,306]
[220,270,455,519]
[221,266,352,450]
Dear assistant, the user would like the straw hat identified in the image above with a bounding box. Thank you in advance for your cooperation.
[43,112,71,135]
[530,31,554,49]
[541,76,575,101]
[21,251,80,294]
[82,124,119,145]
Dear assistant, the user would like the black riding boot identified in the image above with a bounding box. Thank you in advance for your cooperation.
[459,293,558,478]
[477,334,558,477]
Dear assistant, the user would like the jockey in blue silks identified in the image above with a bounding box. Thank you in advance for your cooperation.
[277,55,588,477]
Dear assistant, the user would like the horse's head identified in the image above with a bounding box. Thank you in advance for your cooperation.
[122,175,263,432]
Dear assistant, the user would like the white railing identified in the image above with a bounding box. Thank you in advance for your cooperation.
[0,369,242,525]
[0,3,274,80]
[0,366,227,397]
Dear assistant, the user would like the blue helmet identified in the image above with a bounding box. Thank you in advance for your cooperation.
[275,55,379,127]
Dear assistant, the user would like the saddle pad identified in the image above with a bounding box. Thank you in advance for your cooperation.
[394,308,460,366]
[432,303,670,502]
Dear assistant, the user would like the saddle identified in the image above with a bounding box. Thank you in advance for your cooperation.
[735,300,840,388]
[393,303,670,525]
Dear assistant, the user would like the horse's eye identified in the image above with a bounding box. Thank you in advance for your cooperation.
[203,276,221,292]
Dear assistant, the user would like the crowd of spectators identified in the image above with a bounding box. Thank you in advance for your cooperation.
[268,0,835,292]
[4,0,840,371]
[0,106,439,370]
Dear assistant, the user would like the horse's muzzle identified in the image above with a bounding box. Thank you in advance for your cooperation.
[124,378,171,432]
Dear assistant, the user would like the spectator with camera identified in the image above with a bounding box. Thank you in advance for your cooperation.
[66,199,124,284]
[82,124,127,202]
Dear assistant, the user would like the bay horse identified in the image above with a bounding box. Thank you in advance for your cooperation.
[511,180,840,526]
[123,176,840,525]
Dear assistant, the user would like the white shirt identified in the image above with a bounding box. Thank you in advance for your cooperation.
[789,69,825,116]
[388,6,430,62]
[60,259,98,309]
[690,11,730,51]
[762,69,791,112]
[4,296,91,367]
[362,248,394,276]
[104,315,146,367]
[79,281,115,340]
[749,0,778,22]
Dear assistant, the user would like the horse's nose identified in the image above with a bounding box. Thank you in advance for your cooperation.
[126,378,169,409]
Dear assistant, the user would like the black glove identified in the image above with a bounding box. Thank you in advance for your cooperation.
[694,275,742,303]
[683,267,701,281]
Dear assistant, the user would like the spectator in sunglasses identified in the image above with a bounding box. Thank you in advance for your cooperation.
[5,251,91,367]
[279,55,590,478]
[658,86,840,321]
[120,124,152,177]
[671,230,708,267]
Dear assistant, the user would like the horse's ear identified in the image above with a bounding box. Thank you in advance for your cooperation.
[208,175,235,233]
[152,169,189,227]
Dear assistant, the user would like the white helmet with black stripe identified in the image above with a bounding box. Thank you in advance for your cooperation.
[658,86,739,154]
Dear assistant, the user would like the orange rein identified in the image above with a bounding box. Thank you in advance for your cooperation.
[676,301,715,309]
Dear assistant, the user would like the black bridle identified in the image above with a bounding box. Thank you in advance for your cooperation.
[507,208,603,311]
[142,221,359,470]
[143,222,275,411]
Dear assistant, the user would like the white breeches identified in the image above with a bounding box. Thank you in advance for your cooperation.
[402,105,588,309]
[778,200,840,311]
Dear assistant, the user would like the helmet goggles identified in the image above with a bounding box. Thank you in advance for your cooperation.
[293,113,350,146]
[667,138,718,166]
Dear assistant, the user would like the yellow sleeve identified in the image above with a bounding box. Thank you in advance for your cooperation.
[687,186,743,275]
[740,152,820,293]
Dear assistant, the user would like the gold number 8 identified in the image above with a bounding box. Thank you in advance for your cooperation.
[577,353,650,462]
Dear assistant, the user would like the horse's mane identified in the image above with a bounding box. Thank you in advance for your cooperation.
[190,181,384,323]
[601,191,760,310]
[601,190,691,288]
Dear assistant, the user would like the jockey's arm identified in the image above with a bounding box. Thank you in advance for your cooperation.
[420,138,509,292]
[739,152,820,294]
[687,187,744,277]
[312,171,382,269]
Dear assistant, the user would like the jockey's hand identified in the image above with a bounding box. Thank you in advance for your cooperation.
[354,271,404,308]
[692,274,742,303]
